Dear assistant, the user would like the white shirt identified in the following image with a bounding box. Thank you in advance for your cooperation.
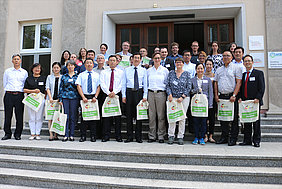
[3,67,28,92]
[122,66,148,98]
[182,61,196,78]
[76,70,100,95]
[100,67,124,95]
[232,59,246,73]
[147,65,169,91]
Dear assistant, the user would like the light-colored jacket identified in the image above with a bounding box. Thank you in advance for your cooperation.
[191,75,213,108]
[45,74,62,100]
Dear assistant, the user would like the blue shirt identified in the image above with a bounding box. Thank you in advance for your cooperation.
[58,73,79,101]
[167,54,183,61]
[182,61,196,78]
[75,70,100,95]
[122,66,148,98]
[165,71,191,98]
[80,63,98,73]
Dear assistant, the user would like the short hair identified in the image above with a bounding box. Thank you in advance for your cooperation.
[234,46,245,54]
[152,52,161,58]
[108,54,117,60]
[66,59,76,67]
[115,54,122,59]
[30,63,43,75]
[12,54,22,59]
[160,47,168,52]
[100,43,108,50]
[96,54,105,59]
[205,59,214,66]
[243,54,253,62]
[171,42,179,48]
[192,41,199,45]
[122,41,130,46]
[131,52,142,59]
[222,50,233,55]
[196,63,204,70]
[52,62,61,68]
[85,58,94,63]
[175,57,184,63]
[182,50,191,55]
[199,51,207,57]
[87,49,95,56]
[78,48,87,60]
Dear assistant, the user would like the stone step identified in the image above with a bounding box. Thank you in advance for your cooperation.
[261,125,282,133]
[261,117,282,125]
[0,142,281,167]
[0,154,281,184]
[0,168,281,189]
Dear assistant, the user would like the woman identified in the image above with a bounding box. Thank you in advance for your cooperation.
[147,52,169,143]
[191,63,213,145]
[23,63,46,140]
[229,42,237,59]
[198,51,207,64]
[77,48,87,66]
[95,44,109,61]
[207,41,223,73]
[58,60,79,142]
[46,62,62,141]
[60,50,71,75]
[166,57,191,145]
[204,59,216,143]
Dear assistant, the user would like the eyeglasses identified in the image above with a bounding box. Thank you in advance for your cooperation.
[244,60,253,63]
[223,55,232,57]
[153,57,161,60]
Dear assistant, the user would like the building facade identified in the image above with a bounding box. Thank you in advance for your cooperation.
[0,0,282,124]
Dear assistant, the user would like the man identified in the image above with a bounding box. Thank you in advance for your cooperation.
[154,47,160,54]
[76,58,100,142]
[122,53,148,143]
[182,50,196,77]
[239,55,265,147]
[150,48,175,71]
[232,46,246,73]
[100,55,124,142]
[2,54,28,140]
[80,50,97,72]
[190,41,199,64]
[139,47,151,68]
[168,42,182,61]
[214,50,242,146]
[94,54,107,74]
[117,41,132,56]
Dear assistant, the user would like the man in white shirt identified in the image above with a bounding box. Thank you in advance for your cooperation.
[100,55,124,142]
[76,58,100,142]
[2,54,28,140]
[122,53,148,143]
[232,46,246,73]
[117,41,132,56]
[182,50,196,77]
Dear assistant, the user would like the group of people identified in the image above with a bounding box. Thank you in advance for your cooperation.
[2,40,265,147]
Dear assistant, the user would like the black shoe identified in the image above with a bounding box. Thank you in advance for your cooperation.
[216,138,228,144]
[15,136,21,140]
[69,137,75,141]
[62,137,68,142]
[1,136,11,140]
[254,143,260,147]
[79,136,86,142]
[124,139,133,143]
[116,138,123,142]
[136,139,143,143]
[239,142,252,146]
[53,137,59,140]
[148,139,156,143]
[159,139,164,143]
[90,137,96,142]
[228,140,237,146]
[102,138,109,142]
[49,138,54,141]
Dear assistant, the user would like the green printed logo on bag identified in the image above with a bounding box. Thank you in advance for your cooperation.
[26,96,40,107]
[52,122,64,132]
[192,106,206,113]
[47,110,55,116]
[242,111,257,119]
[138,109,147,115]
[168,110,184,119]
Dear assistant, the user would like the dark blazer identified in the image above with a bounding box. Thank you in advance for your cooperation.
[149,57,175,71]
[239,69,265,106]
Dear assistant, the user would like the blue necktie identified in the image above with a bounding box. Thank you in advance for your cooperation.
[161,60,164,66]
[87,71,92,94]
[134,67,139,90]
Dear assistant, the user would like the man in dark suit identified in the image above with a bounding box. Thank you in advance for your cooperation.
[238,55,265,147]
[150,47,175,71]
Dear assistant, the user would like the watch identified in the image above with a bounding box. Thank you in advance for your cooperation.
[232,94,236,97]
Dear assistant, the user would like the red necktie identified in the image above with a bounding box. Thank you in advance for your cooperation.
[109,69,114,92]
[244,72,250,98]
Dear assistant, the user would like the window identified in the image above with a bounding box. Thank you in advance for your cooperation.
[21,22,52,75]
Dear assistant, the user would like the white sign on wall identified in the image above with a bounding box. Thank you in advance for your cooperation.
[249,36,264,50]
[268,52,282,68]
[250,53,264,67]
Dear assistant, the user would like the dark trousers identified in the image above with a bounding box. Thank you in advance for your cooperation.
[96,93,104,139]
[193,117,207,139]
[3,92,24,137]
[125,88,143,140]
[219,93,239,142]
[80,94,97,138]
[101,92,122,140]
[207,106,215,135]
[187,94,194,133]
[243,107,261,144]
[62,98,79,137]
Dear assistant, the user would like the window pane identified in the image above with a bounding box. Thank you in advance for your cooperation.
[131,46,140,54]
[148,46,156,57]
[39,54,51,76]
[148,27,157,44]
[131,28,140,45]
[121,28,130,46]
[22,25,35,49]
[219,24,229,42]
[22,55,34,74]
[40,24,52,48]
[208,24,217,43]
[159,27,168,44]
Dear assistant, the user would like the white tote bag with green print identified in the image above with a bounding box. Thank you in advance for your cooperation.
[81,100,100,120]
[102,95,122,117]
[50,105,67,135]
[22,93,45,112]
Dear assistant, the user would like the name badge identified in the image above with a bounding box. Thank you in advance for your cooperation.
[166,64,170,68]
[249,77,255,81]
[173,81,178,85]
[38,82,44,86]
[68,79,73,82]
[203,80,208,84]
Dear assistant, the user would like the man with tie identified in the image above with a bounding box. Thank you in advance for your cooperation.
[238,55,265,147]
[100,55,124,142]
[150,48,175,71]
[76,58,100,142]
[122,53,148,143]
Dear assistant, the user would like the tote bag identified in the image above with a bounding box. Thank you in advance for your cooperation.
[81,99,100,120]
[166,99,186,123]
[22,93,45,112]
[102,95,122,117]
[239,100,259,123]
[191,94,208,117]
[217,99,234,121]
[136,100,149,120]
[50,105,67,135]
[45,100,60,120]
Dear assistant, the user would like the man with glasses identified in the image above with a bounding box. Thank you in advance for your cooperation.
[214,50,242,146]
[190,41,200,64]
[150,47,175,71]
[117,41,132,56]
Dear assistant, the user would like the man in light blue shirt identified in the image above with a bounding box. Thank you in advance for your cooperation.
[182,50,196,78]
[117,41,133,56]
[122,53,148,143]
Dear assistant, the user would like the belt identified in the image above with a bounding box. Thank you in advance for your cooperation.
[6,91,23,95]
[127,88,142,92]
[219,93,233,97]
[148,89,165,93]
[84,94,95,99]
